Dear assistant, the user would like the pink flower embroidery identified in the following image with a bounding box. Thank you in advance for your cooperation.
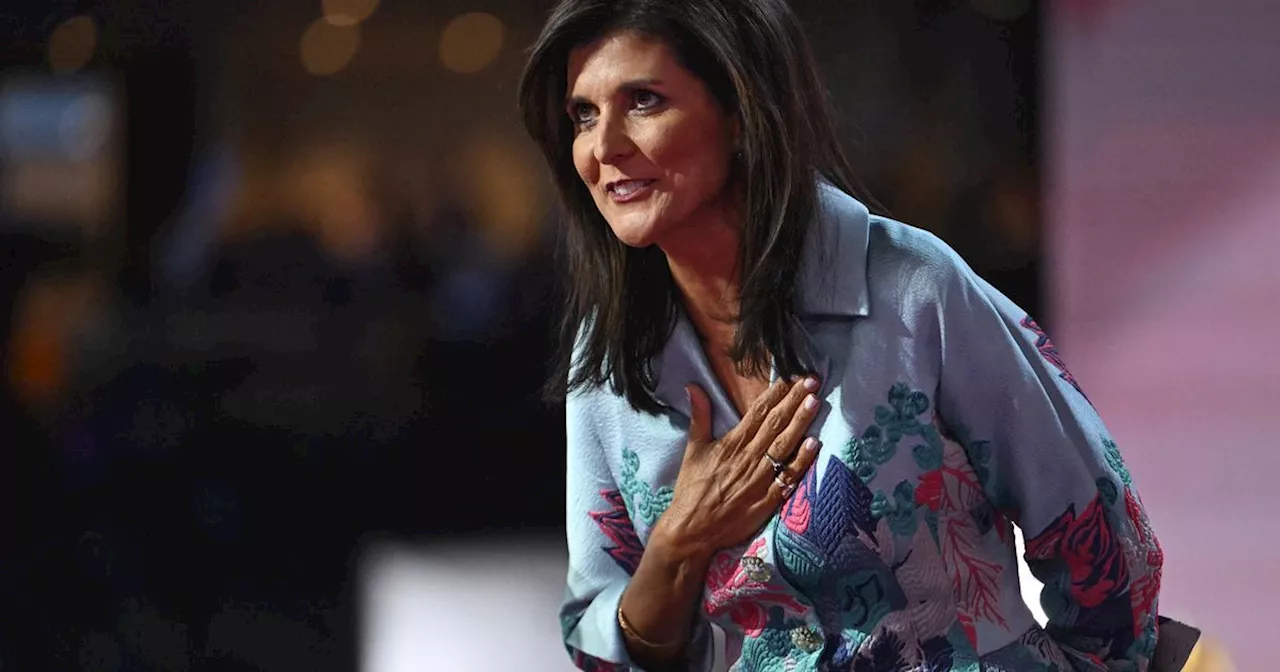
[703,537,806,637]
[783,476,812,534]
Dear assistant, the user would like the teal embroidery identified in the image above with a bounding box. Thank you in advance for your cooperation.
[845,383,944,483]
[740,628,791,671]
[837,570,895,630]
[774,527,825,594]
[870,491,890,519]
[924,509,941,545]
[946,622,982,672]
[947,424,994,486]
[912,428,944,471]
[844,435,881,483]
[741,622,822,671]
[944,423,1023,514]
[876,383,931,440]
[1102,438,1132,487]
[872,480,919,538]
[1097,477,1119,508]
[1127,625,1159,668]
[618,447,673,526]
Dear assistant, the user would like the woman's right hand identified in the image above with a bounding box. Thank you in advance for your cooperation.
[650,376,823,564]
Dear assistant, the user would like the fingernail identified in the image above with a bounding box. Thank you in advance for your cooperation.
[804,377,819,391]
[804,437,819,452]
[803,394,818,411]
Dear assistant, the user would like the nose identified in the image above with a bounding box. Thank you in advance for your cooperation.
[592,113,635,165]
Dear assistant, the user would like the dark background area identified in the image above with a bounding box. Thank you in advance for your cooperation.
[0,0,1040,669]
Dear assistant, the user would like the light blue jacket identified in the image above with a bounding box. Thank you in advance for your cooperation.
[561,184,1162,671]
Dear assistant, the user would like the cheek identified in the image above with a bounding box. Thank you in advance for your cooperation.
[650,119,731,185]
[572,138,597,186]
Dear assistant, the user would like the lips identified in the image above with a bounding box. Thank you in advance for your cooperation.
[606,179,655,203]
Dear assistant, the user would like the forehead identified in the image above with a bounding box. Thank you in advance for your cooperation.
[566,31,681,96]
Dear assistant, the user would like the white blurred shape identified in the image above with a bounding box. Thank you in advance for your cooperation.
[361,538,574,672]
[361,536,1051,672]
[1014,527,1048,627]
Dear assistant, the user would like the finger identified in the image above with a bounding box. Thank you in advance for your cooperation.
[746,376,820,455]
[762,437,822,506]
[761,387,822,465]
[725,377,789,444]
[686,383,713,445]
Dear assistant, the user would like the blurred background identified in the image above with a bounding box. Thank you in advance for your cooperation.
[0,0,1268,670]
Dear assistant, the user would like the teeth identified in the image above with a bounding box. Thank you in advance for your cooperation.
[611,180,649,196]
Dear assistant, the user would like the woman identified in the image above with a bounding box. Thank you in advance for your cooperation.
[517,0,1163,669]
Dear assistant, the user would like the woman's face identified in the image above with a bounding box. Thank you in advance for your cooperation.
[566,30,737,249]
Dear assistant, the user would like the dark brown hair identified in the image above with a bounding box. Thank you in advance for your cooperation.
[519,0,864,414]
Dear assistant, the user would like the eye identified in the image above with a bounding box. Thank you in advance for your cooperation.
[632,89,663,111]
[570,102,597,128]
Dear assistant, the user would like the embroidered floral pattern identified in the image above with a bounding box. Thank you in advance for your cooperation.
[1020,315,1089,401]
[738,624,823,672]
[1025,494,1128,609]
[568,384,1159,672]
[871,480,918,538]
[1024,487,1152,666]
[589,489,644,575]
[845,383,946,484]
[1102,439,1131,486]
[704,537,807,638]
[557,201,1166,672]
[776,452,902,657]
[1124,488,1163,640]
[914,427,1010,643]
[979,626,1072,671]
[618,447,673,526]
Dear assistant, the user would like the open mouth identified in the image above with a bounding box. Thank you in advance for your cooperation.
[606,179,655,202]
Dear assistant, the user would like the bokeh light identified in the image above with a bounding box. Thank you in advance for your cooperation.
[438,13,504,74]
[48,15,98,74]
[322,0,380,27]
[299,19,361,76]
[458,136,542,260]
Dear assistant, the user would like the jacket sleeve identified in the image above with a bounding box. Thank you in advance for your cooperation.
[560,386,715,671]
[929,251,1163,671]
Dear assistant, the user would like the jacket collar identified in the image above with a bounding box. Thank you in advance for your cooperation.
[651,183,872,425]
[794,181,871,318]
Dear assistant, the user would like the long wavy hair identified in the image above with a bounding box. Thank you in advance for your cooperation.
[519,0,866,414]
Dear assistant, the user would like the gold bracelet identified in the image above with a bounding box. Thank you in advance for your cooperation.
[617,601,686,654]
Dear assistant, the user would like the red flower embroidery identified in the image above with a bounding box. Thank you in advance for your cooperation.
[1125,488,1163,635]
[914,470,945,511]
[915,440,1007,632]
[1020,315,1089,401]
[1025,495,1129,609]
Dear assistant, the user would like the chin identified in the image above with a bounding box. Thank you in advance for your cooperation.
[604,214,664,248]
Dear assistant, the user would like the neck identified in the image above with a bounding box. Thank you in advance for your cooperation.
[660,218,741,346]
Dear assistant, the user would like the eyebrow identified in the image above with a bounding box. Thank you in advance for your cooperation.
[565,78,664,109]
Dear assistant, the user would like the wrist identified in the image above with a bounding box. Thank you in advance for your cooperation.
[648,516,713,575]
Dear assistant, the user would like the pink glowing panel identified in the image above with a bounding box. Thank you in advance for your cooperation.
[1047,1,1280,669]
